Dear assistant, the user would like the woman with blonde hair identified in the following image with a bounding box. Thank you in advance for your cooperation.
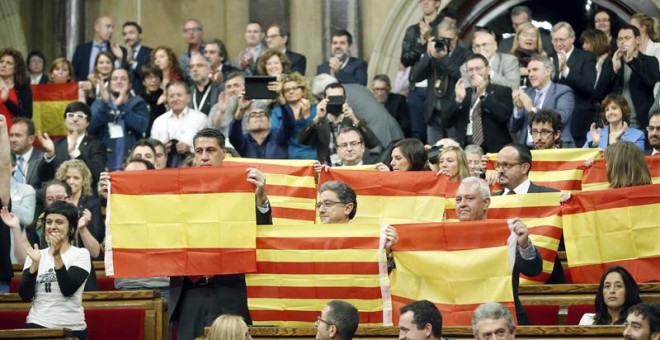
[275,72,318,159]
[47,58,88,101]
[604,141,652,189]
[438,145,471,182]
[630,13,660,62]
[207,315,250,340]
[510,22,545,85]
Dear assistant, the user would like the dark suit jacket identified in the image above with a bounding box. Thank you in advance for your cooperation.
[72,41,128,81]
[317,57,368,86]
[286,50,307,75]
[35,74,49,84]
[298,117,381,165]
[494,181,559,196]
[25,148,47,189]
[513,246,544,325]
[509,82,575,147]
[40,135,107,188]
[384,93,411,138]
[4,83,33,120]
[130,45,153,96]
[551,48,597,147]
[443,83,513,153]
[410,45,471,124]
[220,64,239,80]
[595,53,660,129]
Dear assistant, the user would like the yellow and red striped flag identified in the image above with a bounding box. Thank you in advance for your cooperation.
[319,169,448,224]
[485,149,603,192]
[105,166,257,278]
[223,158,317,225]
[31,83,79,137]
[444,192,563,285]
[582,157,660,191]
[561,183,660,283]
[390,221,516,325]
[246,223,390,326]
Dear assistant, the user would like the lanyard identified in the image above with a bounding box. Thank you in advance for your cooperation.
[192,86,211,112]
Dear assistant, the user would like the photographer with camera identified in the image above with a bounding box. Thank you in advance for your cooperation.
[316,30,368,86]
[298,82,379,165]
[410,20,470,146]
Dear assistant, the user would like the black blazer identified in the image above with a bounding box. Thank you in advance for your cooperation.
[130,45,153,96]
[286,50,307,75]
[595,53,660,129]
[4,83,33,119]
[317,57,368,86]
[220,64,239,80]
[443,83,513,153]
[513,246,544,325]
[72,41,128,81]
[25,148,47,189]
[494,181,559,196]
[384,93,411,138]
[551,48,597,146]
[40,135,107,188]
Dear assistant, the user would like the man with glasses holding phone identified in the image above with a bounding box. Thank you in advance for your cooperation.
[315,300,359,340]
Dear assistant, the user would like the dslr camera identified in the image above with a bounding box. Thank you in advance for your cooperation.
[434,38,452,54]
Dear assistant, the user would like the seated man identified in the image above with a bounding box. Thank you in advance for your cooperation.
[315,300,360,340]
[126,139,156,167]
[472,302,517,340]
[229,98,294,159]
[648,110,660,156]
[398,300,443,340]
[455,177,543,324]
[529,109,562,150]
[624,303,660,340]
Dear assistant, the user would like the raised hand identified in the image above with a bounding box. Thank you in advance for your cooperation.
[589,122,601,146]
[0,207,20,229]
[37,132,55,157]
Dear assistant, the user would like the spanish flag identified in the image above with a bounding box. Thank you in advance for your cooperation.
[105,166,257,278]
[561,183,660,283]
[31,83,79,137]
[486,149,602,192]
[390,221,516,325]
[582,157,660,191]
[444,192,563,285]
[319,169,447,224]
[224,158,317,224]
[246,223,390,326]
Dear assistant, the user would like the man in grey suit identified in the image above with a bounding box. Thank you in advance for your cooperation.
[8,117,45,190]
[461,26,520,90]
[509,54,575,147]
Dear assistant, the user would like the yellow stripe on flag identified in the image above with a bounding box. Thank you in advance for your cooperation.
[349,195,445,224]
[247,274,381,287]
[528,169,582,182]
[248,298,384,310]
[257,249,378,262]
[256,224,381,238]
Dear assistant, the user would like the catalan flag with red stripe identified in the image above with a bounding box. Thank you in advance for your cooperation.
[561,183,660,283]
[486,149,602,192]
[31,83,79,137]
[224,158,317,224]
[105,166,257,278]
[582,157,660,191]
[319,169,448,224]
[390,221,516,325]
[444,192,563,285]
[246,223,390,326]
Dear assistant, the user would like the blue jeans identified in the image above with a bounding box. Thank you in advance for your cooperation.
[407,87,428,143]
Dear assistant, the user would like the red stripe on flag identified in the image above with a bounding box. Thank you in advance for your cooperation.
[267,185,316,199]
[255,262,380,275]
[250,310,383,324]
[247,286,382,299]
[320,170,448,196]
[534,246,559,265]
[31,83,79,101]
[391,295,517,326]
[581,159,608,186]
[271,207,316,221]
[224,161,315,177]
[533,180,582,192]
[561,184,660,215]
[112,248,256,277]
[110,167,255,195]
[528,225,563,241]
[393,221,511,251]
[568,257,660,284]
[257,237,379,250]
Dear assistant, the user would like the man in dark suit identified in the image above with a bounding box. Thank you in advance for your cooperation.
[493,144,564,284]
[648,110,660,156]
[203,39,238,84]
[510,54,575,147]
[410,21,471,145]
[595,24,660,130]
[317,30,367,86]
[27,51,49,85]
[169,128,272,340]
[264,24,307,75]
[37,102,107,188]
[498,6,554,56]
[445,54,512,153]
[550,22,597,148]
[455,176,543,325]
[122,21,152,96]
[8,118,46,189]
[71,15,128,81]
[371,74,410,137]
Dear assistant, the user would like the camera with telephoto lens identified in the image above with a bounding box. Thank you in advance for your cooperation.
[434,38,451,53]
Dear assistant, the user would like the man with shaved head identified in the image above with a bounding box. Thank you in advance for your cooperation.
[72,15,128,81]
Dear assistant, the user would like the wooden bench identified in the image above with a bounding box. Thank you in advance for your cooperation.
[0,290,167,340]
[0,328,74,339]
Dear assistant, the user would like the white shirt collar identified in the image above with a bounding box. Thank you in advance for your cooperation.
[504,178,531,195]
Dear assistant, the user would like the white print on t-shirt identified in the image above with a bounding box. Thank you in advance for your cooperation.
[36,268,57,293]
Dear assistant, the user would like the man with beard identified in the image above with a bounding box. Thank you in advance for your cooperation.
[648,110,660,155]
[317,30,367,86]
[528,110,562,149]
[122,21,152,95]
[209,72,245,139]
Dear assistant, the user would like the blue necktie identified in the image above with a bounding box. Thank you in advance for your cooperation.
[89,43,107,74]
[15,155,25,183]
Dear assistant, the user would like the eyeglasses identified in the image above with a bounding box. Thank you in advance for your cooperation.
[182,27,202,34]
[531,129,554,137]
[248,111,267,119]
[647,126,660,133]
[66,112,87,119]
[46,195,69,203]
[188,63,208,69]
[283,86,302,93]
[337,141,362,149]
[266,34,281,39]
[315,316,335,327]
[494,162,522,170]
[315,201,346,210]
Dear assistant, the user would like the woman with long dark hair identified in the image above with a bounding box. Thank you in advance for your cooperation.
[580,266,641,325]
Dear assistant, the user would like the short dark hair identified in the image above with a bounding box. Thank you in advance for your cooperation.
[128,139,157,164]
[326,300,360,340]
[400,300,442,338]
[166,80,190,94]
[26,50,46,67]
[619,24,641,38]
[324,82,345,97]
[193,128,226,149]
[372,74,391,88]
[511,5,532,18]
[140,64,163,80]
[44,180,73,198]
[627,303,660,333]
[319,181,358,220]
[594,266,641,325]
[123,21,143,34]
[466,53,489,67]
[579,28,610,56]
[44,200,80,243]
[393,138,428,171]
[63,101,92,120]
[206,38,229,59]
[111,67,133,88]
[336,127,364,143]
[502,143,532,172]
[529,109,562,132]
[332,29,353,45]
[12,117,36,136]
[125,157,155,170]
[650,109,660,121]
[269,24,290,40]
[146,137,165,150]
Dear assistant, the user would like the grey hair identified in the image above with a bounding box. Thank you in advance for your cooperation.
[311,74,339,98]
[552,21,575,38]
[319,180,357,220]
[464,144,484,157]
[460,177,490,199]
[471,303,515,336]
[190,53,211,67]
[529,53,554,78]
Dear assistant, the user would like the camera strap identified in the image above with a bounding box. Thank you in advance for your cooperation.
[432,68,449,98]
